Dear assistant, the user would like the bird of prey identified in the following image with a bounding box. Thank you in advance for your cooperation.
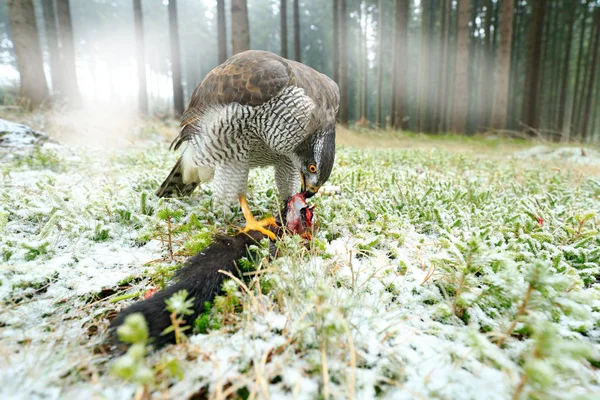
[156,50,339,239]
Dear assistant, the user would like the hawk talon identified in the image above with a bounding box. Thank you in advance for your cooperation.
[239,195,277,240]
[241,217,277,241]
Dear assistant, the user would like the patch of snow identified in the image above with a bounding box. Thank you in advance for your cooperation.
[0,118,55,149]
[514,145,600,166]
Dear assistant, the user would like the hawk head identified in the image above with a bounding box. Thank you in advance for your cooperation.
[293,122,336,198]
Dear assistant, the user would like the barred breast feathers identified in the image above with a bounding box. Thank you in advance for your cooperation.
[173,86,316,163]
[252,86,316,154]
[171,103,253,150]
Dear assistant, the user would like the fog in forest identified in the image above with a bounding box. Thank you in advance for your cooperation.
[1,0,599,142]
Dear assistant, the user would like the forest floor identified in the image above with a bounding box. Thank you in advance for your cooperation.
[1,111,600,399]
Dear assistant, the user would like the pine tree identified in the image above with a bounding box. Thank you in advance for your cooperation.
[333,0,340,85]
[168,0,184,115]
[570,1,590,139]
[280,0,288,58]
[451,0,471,133]
[581,7,600,141]
[433,0,451,133]
[293,0,301,61]
[7,0,49,108]
[545,1,562,134]
[360,2,368,123]
[557,2,576,137]
[479,0,493,130]
[40,0,62,96]
[375,0,384,128]
[217,0,227,63]
[507,1,524,128]
[133,0,148,114]
[417,0,430,133]
[339,0,348,125]
[231,0,250,55]
[520,0,547,132]
[55,0,81,107]
[490,0,515,129]
[390,0,409,130]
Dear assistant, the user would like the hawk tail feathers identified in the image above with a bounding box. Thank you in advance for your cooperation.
[155,157,199,198]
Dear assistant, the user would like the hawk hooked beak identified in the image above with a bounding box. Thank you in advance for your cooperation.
[301,173,320,198]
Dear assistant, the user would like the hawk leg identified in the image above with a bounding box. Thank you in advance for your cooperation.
[239,195,277,240]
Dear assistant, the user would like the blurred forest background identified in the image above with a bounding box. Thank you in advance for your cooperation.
[1,0,599,142]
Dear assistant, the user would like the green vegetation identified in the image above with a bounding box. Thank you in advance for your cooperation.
[162,289,195,344]
[1,136,599,398]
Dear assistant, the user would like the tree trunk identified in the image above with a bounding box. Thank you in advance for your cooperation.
[133,0,148,114]
[490,0,515,129]
[333,0,340,84]
[546,2,562,133]
[231,0,250,55]
[431,0,442,133]
[575,8,596,139]
[280,0,288,58]
[538,0,553,135]
[40,0,63,95]
[520,0,546,132]
[168,0,184,116]
[7,0,49,108]
[491,0,499,58]
[293,0,301,61]
[375,0,383,128]
[55,0,81,107]
[416,0,429,133]
[425,0,436,132]
[390,0,409,130]
[467,0,480,135]
[570,2,590,139]
[591,65,600,140]
[356,2,363,121]
[581,8,600,141]
[361,3,368,122]
[451,0,470,134]
[438,0,453,132]
[339,0,348,125]
[217,0,227,63]
[557,3,576,136]
[478,0,493,130]
[433,0,449,132]
[507,0,523,128]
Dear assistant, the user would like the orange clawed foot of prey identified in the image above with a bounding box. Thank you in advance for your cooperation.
[239,195,277,240]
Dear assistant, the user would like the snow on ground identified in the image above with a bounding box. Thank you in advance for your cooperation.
[1,128,600,399]
[0,118,56,154]
[515,145,600,166]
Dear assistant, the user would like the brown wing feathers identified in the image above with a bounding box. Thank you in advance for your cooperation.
[192,54,290,107]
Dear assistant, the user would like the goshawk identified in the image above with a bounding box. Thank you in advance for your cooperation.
[156,50,339,238]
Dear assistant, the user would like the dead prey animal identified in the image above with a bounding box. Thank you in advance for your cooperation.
[109,193,314,349]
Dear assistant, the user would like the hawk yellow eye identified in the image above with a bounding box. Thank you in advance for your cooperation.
[308,164,317,173]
